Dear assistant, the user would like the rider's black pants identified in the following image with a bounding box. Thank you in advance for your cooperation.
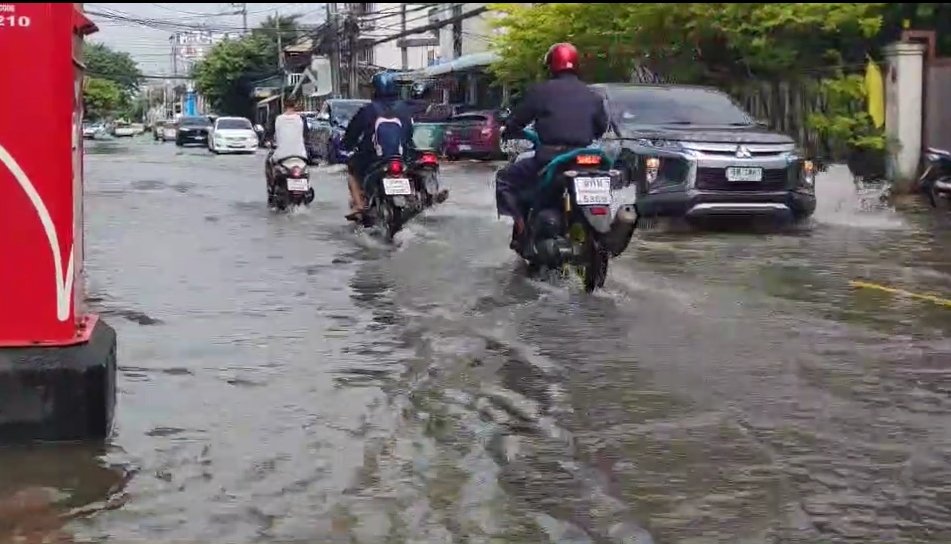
[496,154,541,220]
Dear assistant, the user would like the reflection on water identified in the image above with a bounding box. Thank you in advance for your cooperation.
[0,445,130,542]
[5,141,951,542]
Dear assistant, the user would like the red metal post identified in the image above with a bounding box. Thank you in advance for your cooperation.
[0,4,98,346]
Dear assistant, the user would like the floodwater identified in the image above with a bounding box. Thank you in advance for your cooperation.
[3,138,951,543]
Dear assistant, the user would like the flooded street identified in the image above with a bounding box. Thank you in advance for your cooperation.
[4,138,951,543]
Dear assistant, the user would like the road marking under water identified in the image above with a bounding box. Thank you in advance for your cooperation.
[849,280,951,309]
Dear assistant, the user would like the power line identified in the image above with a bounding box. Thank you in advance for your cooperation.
[369,5,488,46]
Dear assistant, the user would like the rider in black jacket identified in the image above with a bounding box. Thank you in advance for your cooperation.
[496,42,608,246]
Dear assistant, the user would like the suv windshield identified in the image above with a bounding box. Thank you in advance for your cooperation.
[217,118,252,130]
[608,86,753,126]
[180,116,211,127]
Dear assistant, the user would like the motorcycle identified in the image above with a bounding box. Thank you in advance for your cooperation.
[266,154,315,210]
[919,147,951,208]
[409,150,449,208]
[358,151,445,240]
[506,128,638,292]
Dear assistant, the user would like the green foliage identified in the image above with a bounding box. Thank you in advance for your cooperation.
[83,42,142,92]
[82,77,122,120]
[490,3,885,86]
[192,15,301,116]
[807,74,886,151]
[490,3,890,154]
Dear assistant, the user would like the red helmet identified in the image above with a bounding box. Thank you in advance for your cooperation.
[544,42,579,75]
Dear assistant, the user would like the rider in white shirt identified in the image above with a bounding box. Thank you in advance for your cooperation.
[269,97,308,162]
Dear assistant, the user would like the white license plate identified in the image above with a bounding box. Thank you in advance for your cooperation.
[287,178,309,192]
[458,144,471,151]
[573,176,612,205]
[383,177,413,196]
[725,167,763,182]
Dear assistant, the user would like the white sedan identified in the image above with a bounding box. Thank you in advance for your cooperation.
[208,116,259,154]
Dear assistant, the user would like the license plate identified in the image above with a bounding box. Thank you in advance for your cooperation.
[287,178,309,192]
[725,166,763,182]
[458,144,471,151]
[383,177,413,196]
[573,176,612,205]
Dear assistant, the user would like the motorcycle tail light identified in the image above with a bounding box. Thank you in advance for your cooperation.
[291,166,303,177]
[588,206,609,216]
[576,154,601,165]
[388,159,404,175]
[420,152,438,166]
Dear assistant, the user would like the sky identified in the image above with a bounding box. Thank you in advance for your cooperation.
[86,3,328,75]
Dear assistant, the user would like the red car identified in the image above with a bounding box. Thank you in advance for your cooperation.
[441,110,505,161]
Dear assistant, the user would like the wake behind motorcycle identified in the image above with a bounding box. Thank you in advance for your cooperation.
[357,150,447,241]
[919,147,951,208]
[507,129,638,292]
[266,155,315,211]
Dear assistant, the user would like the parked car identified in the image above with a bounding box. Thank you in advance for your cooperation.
[208,116,259,154]
[175,115,213,147]
[596,83,817,221]
[312,99,370,164]
[112,121,137,138]
[159,120,177,142]
[442,110,504,160]
[82,122,104,139]
[152,120,166,141]
[416,103,480,123]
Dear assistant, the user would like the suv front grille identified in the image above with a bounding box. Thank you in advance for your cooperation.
[695,167,790,191]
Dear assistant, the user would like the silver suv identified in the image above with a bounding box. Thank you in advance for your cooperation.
[595,83,817,221]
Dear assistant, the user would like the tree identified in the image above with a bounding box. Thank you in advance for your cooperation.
[489,3,890,158]
[489,3,885,86]
[192,14,302,116]
[83,77,122,120]
[83,42,142,93]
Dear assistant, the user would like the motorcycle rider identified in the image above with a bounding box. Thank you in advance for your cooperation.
[496,42,608,249]
[341,71,416,221]
[266,97,309,189]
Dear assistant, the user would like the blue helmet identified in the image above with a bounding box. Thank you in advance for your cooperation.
[371,71,398,98]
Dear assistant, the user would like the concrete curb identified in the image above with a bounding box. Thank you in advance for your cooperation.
[0,319,117,442]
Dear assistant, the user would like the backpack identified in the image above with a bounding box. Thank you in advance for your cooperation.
[371,102,404,158]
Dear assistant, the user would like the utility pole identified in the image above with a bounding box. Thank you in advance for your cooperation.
[328,3,341,98]
[347,11,359,98]
[452,3,463,59]
[276,11,284,111]
[400,3,408,70]
[231,3,248,33]
[171,32,179,77]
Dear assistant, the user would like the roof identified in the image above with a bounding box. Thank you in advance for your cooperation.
[424,52,499,77]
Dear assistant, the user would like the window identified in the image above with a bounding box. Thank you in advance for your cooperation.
[180,116,212,127]
[331,101,366,126]
[217,118,253,130]
[606,86,754,127]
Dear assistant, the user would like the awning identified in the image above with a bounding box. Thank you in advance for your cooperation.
[424,51,499,77]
